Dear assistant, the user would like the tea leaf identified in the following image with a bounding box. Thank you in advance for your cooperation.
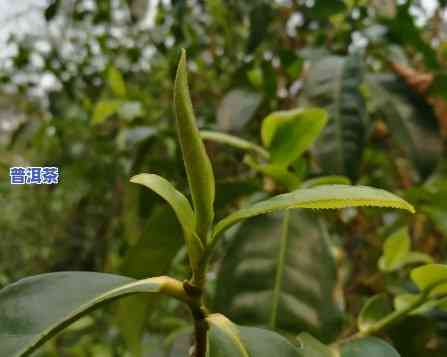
[0,273,177,357]
[212,185,414,239]
[174,49,215,240]
[130,173,203,269]
[261,108,327,167]
[411,264,447,296]
[207,314,300,357]
[215,210,343,341]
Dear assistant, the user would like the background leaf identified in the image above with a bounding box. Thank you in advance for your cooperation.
[107,66,127,97]
[302,54,366,180]
[411,264,447,296]
[367,74,442,178]
[217,89,263,132]
[215,210,343,342]
[358,294,393,332]
[378,227,411,272]
[261,108,327,167]
[91,99,123,125]
[115,206,183,357]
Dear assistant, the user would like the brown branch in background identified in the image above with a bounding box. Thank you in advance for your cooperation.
[390,62,447,138]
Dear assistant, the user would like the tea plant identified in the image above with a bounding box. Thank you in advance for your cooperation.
[2,50,446,357]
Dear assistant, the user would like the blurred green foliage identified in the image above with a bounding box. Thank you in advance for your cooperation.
[1,0,447,356]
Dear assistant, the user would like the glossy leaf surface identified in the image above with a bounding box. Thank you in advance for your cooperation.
[207,314,301,357]
[0,272,166,357]
[213,184,414,238]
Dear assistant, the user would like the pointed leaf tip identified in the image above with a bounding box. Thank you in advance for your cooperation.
[174,48,215,241]
[212,185,415,239]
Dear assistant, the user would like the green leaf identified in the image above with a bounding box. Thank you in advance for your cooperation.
[115,206,183,357]
[130,174,203,270]
[301,176,351,188]
[258,333,401,357]
[296,333,336,357]
[358,294,393,332]
[107,65,127,97]
[217,89,262,132]
[411,264,447,296]
[174,49,215,240]
[378,228,432,272]
[200,130,269,159]
[340,337,401,357]
[367,75,442,178]
[244,156,301,190]
[302,54,366,180]
[215,210,343,341]
[206,314,301,357]
[393,293,438,315]
[261,108,327,167]
[91,99,122,124]
[310,0,347,19]
[246,2,273,52]
[0,272,170,357]
[212,185,414,239]
[378,228,410,272]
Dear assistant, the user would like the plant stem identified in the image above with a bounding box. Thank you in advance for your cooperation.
[192,310,208,357]
[353,292,427,339]
[185,264,209,357]
[200,130,270,160]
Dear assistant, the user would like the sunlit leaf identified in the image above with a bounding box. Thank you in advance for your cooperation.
[261,108,327,167]
[411,264,447,296]
[212,185,414,239]
[378,228,411,272]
